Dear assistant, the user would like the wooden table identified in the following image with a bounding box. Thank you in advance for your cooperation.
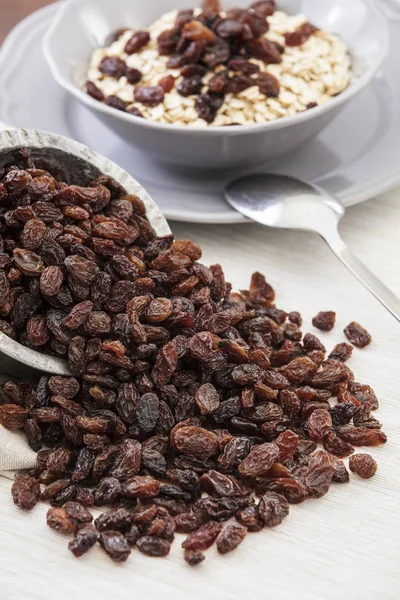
[0,0,54,43]
[1,3,400,600]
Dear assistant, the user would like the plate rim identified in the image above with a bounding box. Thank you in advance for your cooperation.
[1,2,400,224]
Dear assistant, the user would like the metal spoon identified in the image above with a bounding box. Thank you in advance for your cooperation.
[0,123,171,378]
[225,174,400,322]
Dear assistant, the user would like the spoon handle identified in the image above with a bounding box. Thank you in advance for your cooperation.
[324,228,400,323]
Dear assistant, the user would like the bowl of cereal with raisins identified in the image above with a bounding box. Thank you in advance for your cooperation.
[44,0,388,168]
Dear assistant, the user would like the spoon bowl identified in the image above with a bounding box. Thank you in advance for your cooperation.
[0,125,171,378]
[226,174,345,235]
[225,173,400,322]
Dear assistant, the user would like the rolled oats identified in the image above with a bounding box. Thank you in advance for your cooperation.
[85,3,352,127]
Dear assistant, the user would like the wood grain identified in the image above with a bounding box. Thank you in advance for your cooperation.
[0,0,53,44]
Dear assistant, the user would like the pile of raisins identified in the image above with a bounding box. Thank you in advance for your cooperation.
[87,0,318,123]
[1,149,385,564]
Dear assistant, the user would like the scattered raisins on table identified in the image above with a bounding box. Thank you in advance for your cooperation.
[3,146,387,566]
[11,474,40,510]
[99,531,131,562]
[329,342,353,362]
[184,548,206,566]
[69,526,99,557]
[312,311,336,331]
[344,322,372,348]
[349,454,378,479]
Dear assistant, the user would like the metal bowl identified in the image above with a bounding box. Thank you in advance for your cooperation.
[0,126,171,378]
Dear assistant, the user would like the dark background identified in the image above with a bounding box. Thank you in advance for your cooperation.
[1,0,54,43]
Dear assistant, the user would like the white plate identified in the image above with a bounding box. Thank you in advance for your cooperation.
[0,3,400,223]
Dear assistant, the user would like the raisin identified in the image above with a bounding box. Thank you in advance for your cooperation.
[332,459,350,484]
[13,248,44,276]
[178,75,204,97]
[48,376,80,399]
[182,521,222,550]
[134,86,165,107]
[157,28,180,55]
[305,450,334,498]
[337,426,387,447]
[125,31,150,54]
[99,56,126,79]
[195,383,220,415]
[323,432,354,458]
[329,343,353,362]
[69,526,99,557]
[0,404,28,430]
[344,322,372,348]
[95,508,132,532]
[349,382,379,410]
[258,491,289,527]
[225,74,253,94]
[11,474,40,510]
[284,22,318,47]
[86,81,105,101]
[256,72,280,96]
[202,39,230,68]
[137,536,171,557]
[307,409,332,442]
[238,443,279,480]
[312,311,336,331]
[21,219,47,250]
[172,426,218,460]
[152,342,178,387]
[122,475,161,499]
[349,454,377,479]
[246,38,282,63]
[182,20,216,43]
[184,548,205,565]
[99,531,131,562]
[158,74,175,93]
[62,301,93,330]
[216,521,247,554]
[46,507,76,534]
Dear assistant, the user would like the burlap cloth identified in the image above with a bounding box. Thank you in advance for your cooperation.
[0,426,37,479]
[0,373,37,479]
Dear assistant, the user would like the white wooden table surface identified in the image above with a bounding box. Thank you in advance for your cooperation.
[0,190,399,600]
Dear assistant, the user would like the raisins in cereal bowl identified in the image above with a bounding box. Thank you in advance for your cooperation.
[44,0,388,167]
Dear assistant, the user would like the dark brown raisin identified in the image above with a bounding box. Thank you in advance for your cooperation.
[284,22,318,47]
[99,56,126,79]
[343,322,372,348]
[182,521,222,550]
[184,548,205,565]
[134,86,165,107]
[125,31,150,54]
[216,521,247,553]
[11,474,40,510]
[68,526,99,557]
[258,491,289,527]
[329,343,353,362]
[99,531,131,562]
[137,536,171,557]
[86,81,105,101]
[349,453,377,479]
[312,311,336,332]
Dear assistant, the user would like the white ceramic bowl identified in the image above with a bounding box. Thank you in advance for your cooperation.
[44,0,389,169]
